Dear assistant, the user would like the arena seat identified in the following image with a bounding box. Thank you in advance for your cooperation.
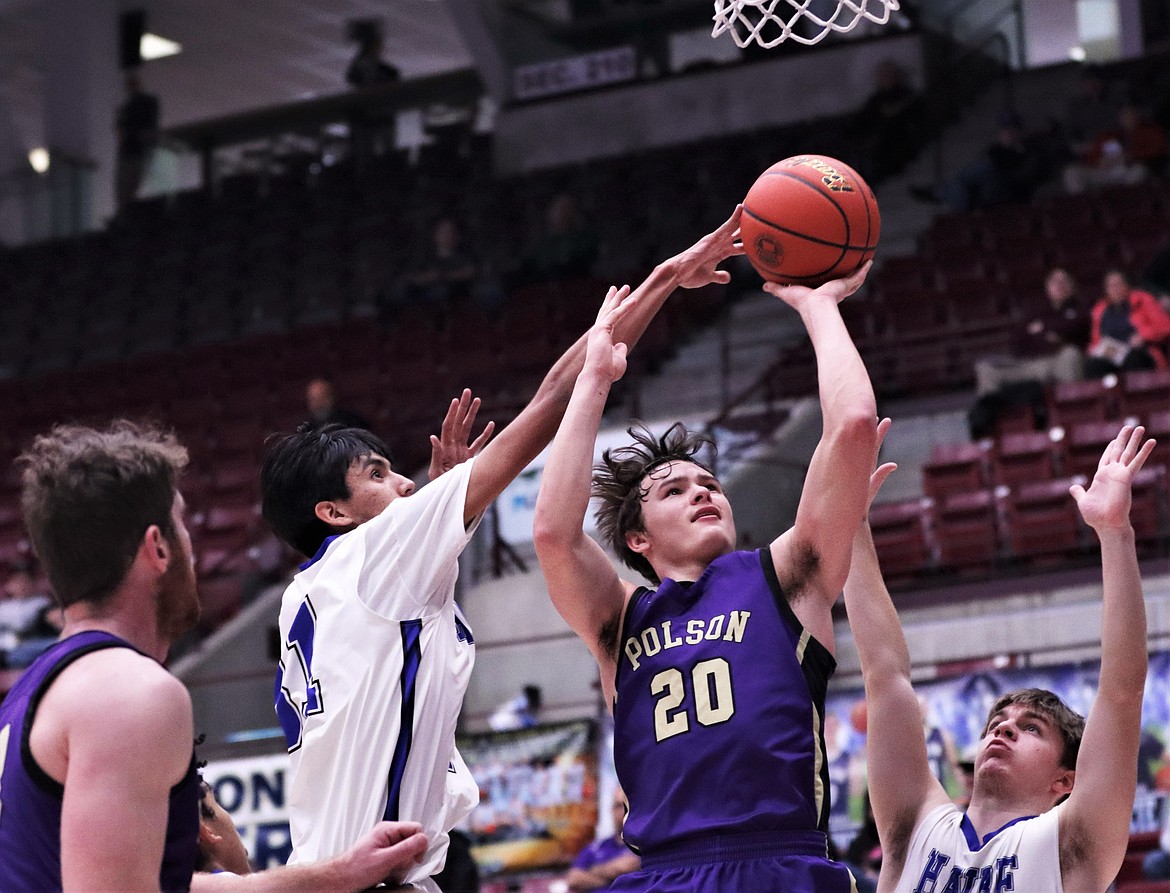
[869,498,934,583]
[1122,369,1170,422]
[1047,378,1118,428]
[991,430,1062,488]
[922,442,988,501]
[930,489,1000,573]
[1002,477,1086,563]
[1064,420,1126,478]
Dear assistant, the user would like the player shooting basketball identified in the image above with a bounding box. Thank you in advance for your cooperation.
[845,423,1153,893]
[258,210,743,890]
[533,260,876,891]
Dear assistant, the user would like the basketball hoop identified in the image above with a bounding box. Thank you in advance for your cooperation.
[712,0,900,48]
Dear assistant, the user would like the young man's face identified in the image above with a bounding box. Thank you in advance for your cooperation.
[974,702,1072,805]
[630,460,736,573]
[332,453,416,526]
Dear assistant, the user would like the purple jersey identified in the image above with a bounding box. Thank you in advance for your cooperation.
[0,631,200,893]
[614,549,837,853]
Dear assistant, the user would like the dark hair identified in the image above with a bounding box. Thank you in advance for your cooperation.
[591,422,717,584]
[261,422,393,557]
[18,421,187,609]
[982,688,1085,771]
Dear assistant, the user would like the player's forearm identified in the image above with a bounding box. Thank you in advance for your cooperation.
[802,298,876,429]
[609,261,678,349]
[1095,526,1147,699]
[534,367,612,543]
[844,524,913,687]
[191,860,351,893]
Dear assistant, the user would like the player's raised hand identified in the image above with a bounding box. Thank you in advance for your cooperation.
[585,285,634,384]
[669,205,746,289]
[764,260,872,310]
[864,417,898,514]
[429,389,495,481]
[1070,424,1156,531]
[342,820,427,890]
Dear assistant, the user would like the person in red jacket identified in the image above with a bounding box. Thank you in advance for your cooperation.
[1085,268,1170,376]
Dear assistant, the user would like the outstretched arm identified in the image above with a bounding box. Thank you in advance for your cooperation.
[767,263,878,650]
[533,287,636,704]
[842,431,950,888]
[1059,425,1155,891]
[192,821,427,893]
[464,207,744,523]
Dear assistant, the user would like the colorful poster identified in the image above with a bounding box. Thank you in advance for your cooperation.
[824,651,1170,847]
[460,719,599,875]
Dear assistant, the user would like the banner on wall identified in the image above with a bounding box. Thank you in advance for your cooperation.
[823,652,1170,845]
[201,752,293,870]
[459,719,599,876]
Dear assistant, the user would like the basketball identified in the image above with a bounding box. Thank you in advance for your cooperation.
[741,154,880,286]
[850,699,868,735]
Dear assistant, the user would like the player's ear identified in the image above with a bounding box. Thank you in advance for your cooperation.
[315,499,356,529]
[142,524,170,571]
[1053,768,1075,798]
[626,529,650,556]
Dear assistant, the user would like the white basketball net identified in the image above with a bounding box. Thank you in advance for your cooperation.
[712,0,900,47]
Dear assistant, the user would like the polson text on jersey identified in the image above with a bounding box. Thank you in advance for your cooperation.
[624,611,750,671]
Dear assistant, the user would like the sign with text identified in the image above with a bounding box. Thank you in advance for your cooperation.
[514,47,637,101]
[201,753,293,870]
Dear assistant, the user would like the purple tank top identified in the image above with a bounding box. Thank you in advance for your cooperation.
[0,630,201,893]
[613,548,836,854]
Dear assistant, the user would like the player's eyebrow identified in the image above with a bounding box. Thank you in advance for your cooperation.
[363,455,392,472]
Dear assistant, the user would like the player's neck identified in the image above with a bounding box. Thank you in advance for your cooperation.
[60,595,169,663]
[966,791,1049,840]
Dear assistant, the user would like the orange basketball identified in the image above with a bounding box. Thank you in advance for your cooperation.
[741,154,880,286]
[849,699,868,734]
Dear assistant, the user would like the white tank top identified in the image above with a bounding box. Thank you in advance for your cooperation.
[276,459,481,886]
[894,802,1063,893]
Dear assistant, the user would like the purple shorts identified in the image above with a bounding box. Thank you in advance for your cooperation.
[609,830,857,893]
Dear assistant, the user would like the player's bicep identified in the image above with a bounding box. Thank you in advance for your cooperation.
[59,667,192,892]
[789,418,876,591]
[537,530,628,664]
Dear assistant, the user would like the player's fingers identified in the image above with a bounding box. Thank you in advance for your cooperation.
[439,398,460,438]
[721,204,743,231]
[1131,437,1156,473]
[875,417,892,449]
[460,396,482,432]
[469,420,496,453]
[842,260,873,294]
[1119,425,1144,464]
[713,271,731,284]
[1069,483,1086,501]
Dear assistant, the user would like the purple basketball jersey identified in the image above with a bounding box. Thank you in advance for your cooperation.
[613,549,837,853]
[0,631,200,893]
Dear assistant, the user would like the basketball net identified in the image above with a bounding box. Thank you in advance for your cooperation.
[712,0,900,48]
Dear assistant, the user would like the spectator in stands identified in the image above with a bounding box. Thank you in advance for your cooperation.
[488,684,543,731]
[842,793,880,893]
[973,267,1090,395]
[910,112,1045,211]
[0,556,58,669]
[346,30,400,88]
[519,193,600,284]
[1084,268,1170,377]
[304,377,372,431]
[1063,102,1169,193]
[565,788,639,891]
[114,72,160,210]
[388,217,501,313]
[850,59,922,183]
[1062,65,1125,164]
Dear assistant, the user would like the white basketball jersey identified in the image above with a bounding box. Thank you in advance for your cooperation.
[275,459,482,886]
[895,803,1063,893]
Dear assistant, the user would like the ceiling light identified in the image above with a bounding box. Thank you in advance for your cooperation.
[140,32,182,61]
[28,148,49,174]
[1069,45,1087,61]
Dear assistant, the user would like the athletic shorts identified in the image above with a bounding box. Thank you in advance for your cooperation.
[608,830,858,893]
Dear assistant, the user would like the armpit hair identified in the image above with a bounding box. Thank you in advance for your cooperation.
[783,539,821,602]
[598,612,623,659]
